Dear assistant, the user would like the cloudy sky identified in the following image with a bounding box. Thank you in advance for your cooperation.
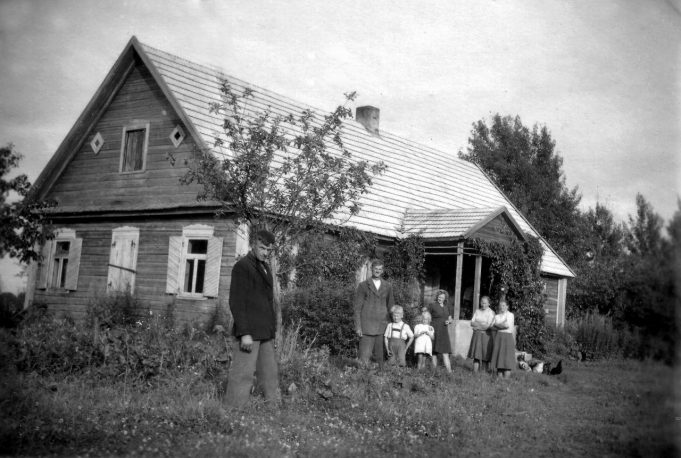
[0,0,679,292]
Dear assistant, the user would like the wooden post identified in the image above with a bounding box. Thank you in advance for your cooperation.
[473,255,482,311]
[453,241,463,320]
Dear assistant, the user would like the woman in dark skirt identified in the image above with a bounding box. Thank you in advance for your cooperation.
[467,295,495,372]
[424,290,453,373]
[490,299,516,379]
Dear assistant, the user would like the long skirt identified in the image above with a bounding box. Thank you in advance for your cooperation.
[467,330,492,362]
[490,332,516,371]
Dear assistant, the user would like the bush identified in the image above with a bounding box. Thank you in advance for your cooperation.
[3,306,232,383]
[569,313,620,360]
[282,281,358,358]
[85,291,139,329]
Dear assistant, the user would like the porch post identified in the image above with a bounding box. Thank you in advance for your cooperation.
[449,241,464,356]
[453,241,463,320]
[473,255,482,310]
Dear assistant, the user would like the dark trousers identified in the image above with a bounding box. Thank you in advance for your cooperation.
[225,338,279,408]
[387,337,408,367]
[358,334,385,367]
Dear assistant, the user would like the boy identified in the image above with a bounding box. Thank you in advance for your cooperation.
[383,305,414,367]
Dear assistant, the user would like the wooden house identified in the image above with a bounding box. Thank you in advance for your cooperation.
[26,37,574,347]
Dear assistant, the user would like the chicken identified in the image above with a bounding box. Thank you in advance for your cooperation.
[549,359,563,375]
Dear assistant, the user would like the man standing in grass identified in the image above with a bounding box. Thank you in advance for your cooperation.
[225,230,279,407]
[354,259,395,368]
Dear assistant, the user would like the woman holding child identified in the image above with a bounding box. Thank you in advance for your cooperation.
[489,299,516,379]
[424,290,453,373]
[467,295,495,372]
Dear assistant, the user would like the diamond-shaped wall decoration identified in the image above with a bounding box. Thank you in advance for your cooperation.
[90,132,104,154]
[169,125,185,148]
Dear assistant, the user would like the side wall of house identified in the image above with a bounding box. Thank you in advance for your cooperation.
[32,216,240,325]
[541,275,567,327]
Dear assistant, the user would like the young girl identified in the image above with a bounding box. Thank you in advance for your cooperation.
[413,311,435,370]
[383,305,414,367]
[489,299,515,379]
[467,296,495,372]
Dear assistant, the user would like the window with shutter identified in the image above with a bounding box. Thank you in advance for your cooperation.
[107,227,140,293]
[166,225,223,299]
[119,123,149,173]
[38,229,82,290]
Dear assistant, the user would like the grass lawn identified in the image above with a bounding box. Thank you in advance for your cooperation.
[1,353,677,457]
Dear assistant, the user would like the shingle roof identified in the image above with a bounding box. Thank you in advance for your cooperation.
[402,207,519,240]
[137,39,574,278]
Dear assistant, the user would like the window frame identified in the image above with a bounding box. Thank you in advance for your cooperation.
[166,225,223,300]
[119,122,150,174]
[39,228,82,291]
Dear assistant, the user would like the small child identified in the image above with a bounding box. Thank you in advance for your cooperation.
[413,311,435,369]
[383,305,414,367]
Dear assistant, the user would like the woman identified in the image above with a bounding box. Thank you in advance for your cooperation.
[424,289,453,373]
[467,295,495,372]
[489,299,515,379]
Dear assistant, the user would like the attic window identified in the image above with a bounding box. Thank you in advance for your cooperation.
[169,125,185,148]
[120,123,149,173]
[90,132,104,154]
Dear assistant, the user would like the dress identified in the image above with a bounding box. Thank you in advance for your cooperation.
[426,302,453,354]
[489,311,516,371]
[413,323,434,355]
[467,307,495,362]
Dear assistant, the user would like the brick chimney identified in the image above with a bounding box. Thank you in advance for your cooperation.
[355,106,380,135]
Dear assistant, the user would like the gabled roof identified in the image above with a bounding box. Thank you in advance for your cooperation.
[402,207,526,241]
[33,36,574,278]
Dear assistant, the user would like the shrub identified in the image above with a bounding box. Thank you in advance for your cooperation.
[542,324,580,359]
[85,291,139,329]
[569,312,620,360]
[282,281,358,358]
[4,308,232,383]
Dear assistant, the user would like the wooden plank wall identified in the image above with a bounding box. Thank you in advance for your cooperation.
[47,58,204,211]
[474,215,519,244]
[542,275,559,326]
[32,217,238,326]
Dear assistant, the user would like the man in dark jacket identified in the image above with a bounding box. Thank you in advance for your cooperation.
[225,230,279,407]
[354,259,395,368]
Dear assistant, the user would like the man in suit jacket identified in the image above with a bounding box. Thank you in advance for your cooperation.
[354,259,395,368]
[225,230,279,407]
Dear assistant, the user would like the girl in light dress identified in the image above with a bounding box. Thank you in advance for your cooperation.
[413,311,435,369]
[467,296,495,372]
[489,299,515,379]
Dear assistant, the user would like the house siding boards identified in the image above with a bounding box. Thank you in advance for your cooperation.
[46,59,202,213]
[34,217,238,323]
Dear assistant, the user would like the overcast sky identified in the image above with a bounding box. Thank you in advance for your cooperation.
[0,0,679,293]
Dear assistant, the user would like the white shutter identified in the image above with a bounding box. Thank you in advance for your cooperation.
[166,236,183,294]
[37,241,53,289]
[107,238,121,292]
[203,237,223,297]
[108,228,140,293]
[64,238,82,291]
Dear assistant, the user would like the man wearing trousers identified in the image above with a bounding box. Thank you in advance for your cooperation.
[354,259,395,368]
[225,230,279,407]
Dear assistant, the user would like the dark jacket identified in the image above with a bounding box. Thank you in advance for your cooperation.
[229,251,276,340]
[354,279,395,335]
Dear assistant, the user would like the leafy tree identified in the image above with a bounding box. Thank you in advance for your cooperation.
[459,115,583,264]
[182,84,386,335]
[0,143,53,263]
[626,193,665,256]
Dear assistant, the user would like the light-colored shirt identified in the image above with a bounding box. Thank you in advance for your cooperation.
[384,321,414,340]
[493,311,515,334]
[372,278,381,290]
[471,307,495,330]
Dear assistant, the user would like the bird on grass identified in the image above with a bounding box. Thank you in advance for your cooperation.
[549,359,563,375]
